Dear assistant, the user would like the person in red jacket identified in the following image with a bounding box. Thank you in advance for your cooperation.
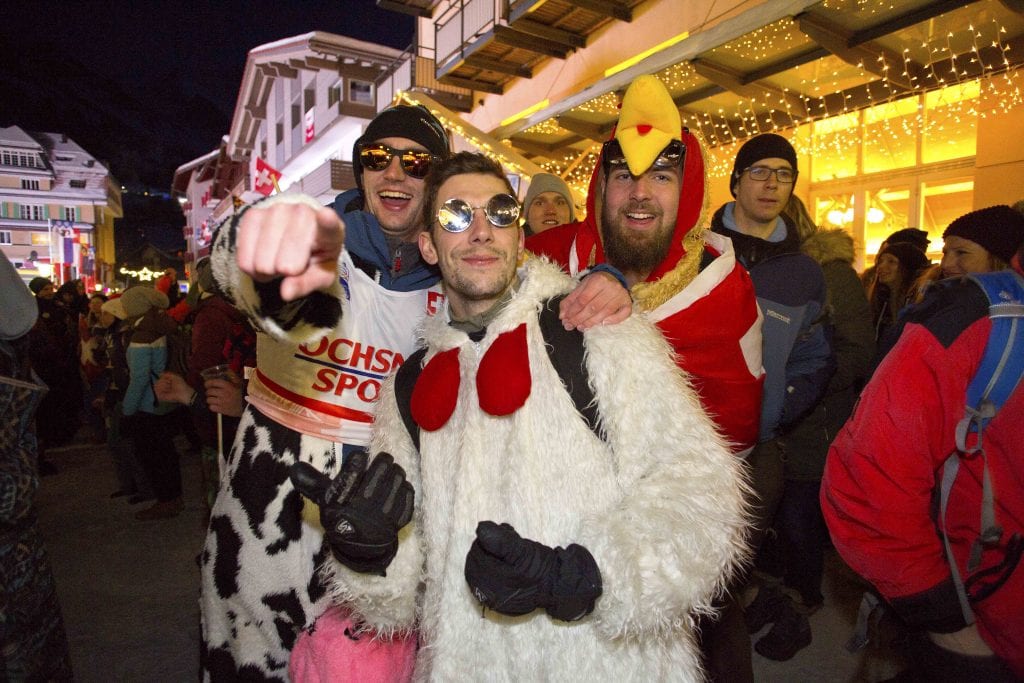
[527,74,764,682]
[528,75,763,455]
[822,239,1024,681]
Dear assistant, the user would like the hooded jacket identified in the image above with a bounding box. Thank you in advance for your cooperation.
[528,129,763,452]
[710,204,833,441]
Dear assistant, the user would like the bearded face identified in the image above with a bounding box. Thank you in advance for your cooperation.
[599,165,681,278]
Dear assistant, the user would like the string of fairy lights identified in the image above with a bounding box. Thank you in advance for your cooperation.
[511,14,1022,205]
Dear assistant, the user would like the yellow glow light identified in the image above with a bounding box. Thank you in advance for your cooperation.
[500,100,551,128]
[605,32,689,78]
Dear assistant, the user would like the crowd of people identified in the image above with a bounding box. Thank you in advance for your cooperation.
[4,71,1024,682]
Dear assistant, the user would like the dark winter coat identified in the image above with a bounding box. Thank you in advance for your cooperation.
[783,229,875,480]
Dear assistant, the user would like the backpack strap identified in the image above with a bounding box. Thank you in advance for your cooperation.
[393,295,600,451]
[940,270,1024,624]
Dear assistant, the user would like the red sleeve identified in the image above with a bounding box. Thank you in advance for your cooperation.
[525,223,577,268]
[185,305,235,390]
[821,319,987,601]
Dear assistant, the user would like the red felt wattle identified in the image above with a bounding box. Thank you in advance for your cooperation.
[411,346,461,431]
[637,123,653,135]
[477,323,531,416]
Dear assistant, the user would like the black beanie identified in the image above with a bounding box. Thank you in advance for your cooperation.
[943,205,1024,264]
[29,276,52,295]
[731,133,798,197]
[884,227,930,252]
[352,104,450,189]
[879,242,930,278]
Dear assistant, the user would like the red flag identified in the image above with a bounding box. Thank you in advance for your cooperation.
[254,157,282,196]
[304,108,315,143]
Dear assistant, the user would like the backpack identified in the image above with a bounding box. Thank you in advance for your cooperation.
[938,270,1024,624]
[393,295,600,451]
[848,271,1024,651]
[165,311,195,378]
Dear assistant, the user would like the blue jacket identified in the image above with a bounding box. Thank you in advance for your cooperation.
[332,189,441,293]
[711,204,834,441]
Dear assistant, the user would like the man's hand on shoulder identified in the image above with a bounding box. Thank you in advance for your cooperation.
[236,202,345,302]
[559,270,632,330]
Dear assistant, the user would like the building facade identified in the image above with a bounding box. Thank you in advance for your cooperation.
[0,125,121,288]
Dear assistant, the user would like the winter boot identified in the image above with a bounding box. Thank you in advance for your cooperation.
[754,597,812,661]
[744,583,786,633]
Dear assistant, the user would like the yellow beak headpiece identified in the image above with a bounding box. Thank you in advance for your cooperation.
[613,75,682,177]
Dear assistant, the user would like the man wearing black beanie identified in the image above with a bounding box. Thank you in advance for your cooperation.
[199,103,631,679]
[709,133,834,664]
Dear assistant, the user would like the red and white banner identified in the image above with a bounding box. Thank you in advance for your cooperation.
[254,157,282,197]
[304,108,315,143]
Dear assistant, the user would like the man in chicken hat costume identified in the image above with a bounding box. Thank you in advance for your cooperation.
[529,75,764,454]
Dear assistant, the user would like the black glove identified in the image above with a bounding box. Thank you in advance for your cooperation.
[290,451,413,576]
[464,521,602,621]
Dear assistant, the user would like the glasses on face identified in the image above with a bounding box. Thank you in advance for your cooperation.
[436,194,521,233]
[743,166,796,183]
[602,139,685,174]
[358,142,435,179]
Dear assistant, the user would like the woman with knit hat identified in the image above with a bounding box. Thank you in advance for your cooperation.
[118,286,183,520]
[521,172,576,235]
[941,204,1024,278]
[869,241,930,342]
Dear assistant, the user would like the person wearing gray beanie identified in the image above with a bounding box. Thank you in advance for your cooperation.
[941,204,1024,278]
[521,173,576,235]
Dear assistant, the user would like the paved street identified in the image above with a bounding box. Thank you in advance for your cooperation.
[35,434,904,681]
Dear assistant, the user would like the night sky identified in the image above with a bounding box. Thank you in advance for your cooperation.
[0,0,414,188]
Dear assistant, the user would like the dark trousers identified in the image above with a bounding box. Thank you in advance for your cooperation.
[698,439,785,682]
[127,411,181,502]
[895,631,1019,682]
[771,478,828,606]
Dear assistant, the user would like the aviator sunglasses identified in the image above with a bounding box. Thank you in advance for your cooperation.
[358,142,436,179]
[602,138,685,174]
[436,193,521,233]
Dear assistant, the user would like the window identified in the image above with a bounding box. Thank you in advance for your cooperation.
[21,178,40,190]
[291,97,301,130]
[328,81,342,109]
[0,231,11,245]
[64,206,77,221]
[2,150,40,168]
[304,85,315,112]
[70,179,87,188]
[349,80,373,105]
[19,204,44,221]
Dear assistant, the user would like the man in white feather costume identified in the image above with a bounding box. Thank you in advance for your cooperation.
[293,152,751,681]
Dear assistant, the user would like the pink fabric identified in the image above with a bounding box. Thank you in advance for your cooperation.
[289,606,417,683]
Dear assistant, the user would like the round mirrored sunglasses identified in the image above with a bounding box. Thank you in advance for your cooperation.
[359,143,435,179]
[436,194,521,233]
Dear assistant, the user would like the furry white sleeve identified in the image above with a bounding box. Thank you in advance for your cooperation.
[209,193,344,343]
[576,315,751,640]
[319,372,424,636]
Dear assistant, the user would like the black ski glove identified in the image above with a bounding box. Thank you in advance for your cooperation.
[290,451,413,576]
[464,521,602,621]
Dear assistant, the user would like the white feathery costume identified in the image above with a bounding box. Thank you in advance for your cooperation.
[326,258,749,681]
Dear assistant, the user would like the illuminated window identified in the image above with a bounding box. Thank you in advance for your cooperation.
[810,114,858,181]
[923,82,978,164]
[863,98,918,173]
[921,179,974,238]
[864,187,911,257]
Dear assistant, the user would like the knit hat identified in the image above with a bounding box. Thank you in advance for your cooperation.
[731,134,798,197]
[885,227,930,252]
[29,276,52,295]
[879,242,930,277]
[120,286,169,318]
[101,296,127,320]
[522,173,576,225]
[943,205,1024,264]
[352,105,450,189]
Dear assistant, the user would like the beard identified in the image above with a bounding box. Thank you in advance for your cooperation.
[600,199,675,276]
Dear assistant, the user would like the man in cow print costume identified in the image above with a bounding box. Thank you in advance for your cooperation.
[200,105,631,680]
